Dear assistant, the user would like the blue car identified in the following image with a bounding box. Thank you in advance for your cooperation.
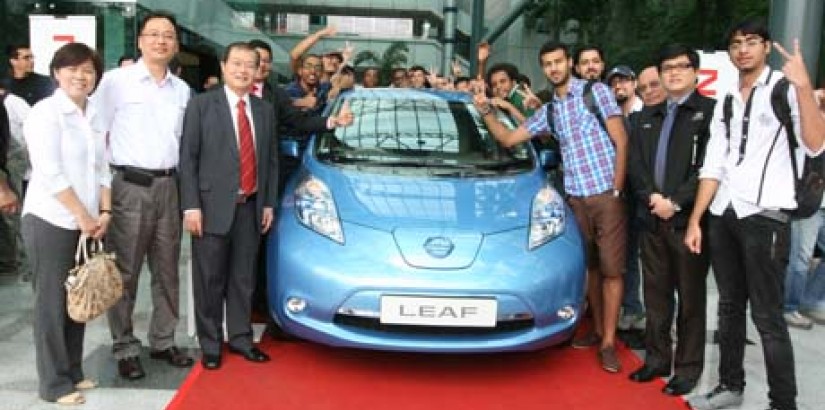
[268,88,586,353]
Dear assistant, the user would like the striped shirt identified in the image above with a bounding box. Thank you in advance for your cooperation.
[524,78,621,196]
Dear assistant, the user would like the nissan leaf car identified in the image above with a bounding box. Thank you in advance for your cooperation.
[268,88,585,352]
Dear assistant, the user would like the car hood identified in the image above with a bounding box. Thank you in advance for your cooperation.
[323,169,545,269]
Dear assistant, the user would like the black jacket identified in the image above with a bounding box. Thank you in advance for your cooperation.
[628,91,716,230]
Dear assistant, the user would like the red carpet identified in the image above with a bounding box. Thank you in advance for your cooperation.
[166,337,688,410]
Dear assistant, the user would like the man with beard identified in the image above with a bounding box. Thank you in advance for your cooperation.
[574,45,606,81]
[685,19,825,410]
[474,40,628,373]
[285,54,330,114]
[607,65,643,116]
[487,62,534,118]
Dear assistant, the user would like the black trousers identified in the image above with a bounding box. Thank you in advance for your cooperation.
[708,210,796,410]
[639,222,708,379]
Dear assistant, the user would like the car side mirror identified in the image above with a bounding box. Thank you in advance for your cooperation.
[539,149,559,170]
[280,139,301,158]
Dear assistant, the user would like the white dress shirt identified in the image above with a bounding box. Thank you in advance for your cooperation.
[2,92,32,178]
[701,67,824,218]
[93,59,191,169]
[22,89,112,230]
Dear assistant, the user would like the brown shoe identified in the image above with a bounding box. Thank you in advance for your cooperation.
[571,331,601,349]
[598,346,621,373]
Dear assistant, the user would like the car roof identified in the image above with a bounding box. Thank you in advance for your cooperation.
[341,87,473,103]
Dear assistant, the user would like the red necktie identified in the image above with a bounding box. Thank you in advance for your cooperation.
[237,99,256,195]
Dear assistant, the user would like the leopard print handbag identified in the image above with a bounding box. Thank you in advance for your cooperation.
[65,236,123,323]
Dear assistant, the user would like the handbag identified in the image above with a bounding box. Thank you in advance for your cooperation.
[65,236,123,323]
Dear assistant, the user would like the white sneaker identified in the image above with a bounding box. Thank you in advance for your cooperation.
[618,312,645,331]
[800,309,825,325]
[783,311,813,330]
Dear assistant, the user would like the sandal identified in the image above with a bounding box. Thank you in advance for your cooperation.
[56,391,85,406]
[75,379,97,390]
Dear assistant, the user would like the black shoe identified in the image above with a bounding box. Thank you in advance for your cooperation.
[201,354,221,370]
[628,365,669,383]
[149,346,194,367]
[228,346,271,363]
[117,357,146,380]
[663,375,697,396]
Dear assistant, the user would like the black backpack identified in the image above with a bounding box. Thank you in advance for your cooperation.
[722,76,825,219]
[545,80,607,136]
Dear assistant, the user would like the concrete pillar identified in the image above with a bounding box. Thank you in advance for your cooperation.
[442,0,457,76]
[769,0,823,77]
[470,0,485,75]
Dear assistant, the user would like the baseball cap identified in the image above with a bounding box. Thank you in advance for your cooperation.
[606,65,635,83]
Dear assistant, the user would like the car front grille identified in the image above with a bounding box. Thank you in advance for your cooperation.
[333,314,534,335]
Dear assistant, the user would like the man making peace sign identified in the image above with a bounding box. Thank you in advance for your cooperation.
[685,19,825,410]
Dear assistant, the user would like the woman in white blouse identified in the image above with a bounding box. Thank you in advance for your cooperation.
[21,42,111,406]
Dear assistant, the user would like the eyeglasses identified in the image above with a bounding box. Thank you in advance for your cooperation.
[661,62,693,73]
[302,63,323,71]
[637,80,661,94]
[729,38,764,52]
[141,31,177,42]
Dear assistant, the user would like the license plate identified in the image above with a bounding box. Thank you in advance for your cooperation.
[380,296,498,327]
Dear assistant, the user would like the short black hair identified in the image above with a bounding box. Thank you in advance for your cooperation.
[50,42,104,90]
[726,18,770,45]
[408,65,428,75]
[248,39,272,62]
[454,76,471,87]
[300,53,322,66]
[538,41,569,63]
[486,63,519,86]
[221,42,260,66]
[574,45,605,66]
[138,10,178,37]
[6,44,30,59]
[655,43,700,72]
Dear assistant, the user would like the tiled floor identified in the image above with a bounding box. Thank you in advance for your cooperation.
[1,244,824,410]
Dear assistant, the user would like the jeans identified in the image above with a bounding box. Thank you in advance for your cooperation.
[785,210,825,312]
[708,210,796,410]
[623,195,644,315]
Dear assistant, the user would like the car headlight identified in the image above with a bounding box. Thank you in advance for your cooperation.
[528,184,565,250]
[294,175,344,244]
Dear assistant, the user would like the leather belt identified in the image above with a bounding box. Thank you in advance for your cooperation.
[236,192,257,204]
[111,165,176,177]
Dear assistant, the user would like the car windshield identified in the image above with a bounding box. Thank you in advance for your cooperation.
[315,94,534,177]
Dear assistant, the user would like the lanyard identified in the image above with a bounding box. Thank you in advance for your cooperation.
[737,70,773,165]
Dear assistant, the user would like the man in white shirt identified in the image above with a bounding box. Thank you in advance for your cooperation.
[94,11,194,380]
[685,20,825,410]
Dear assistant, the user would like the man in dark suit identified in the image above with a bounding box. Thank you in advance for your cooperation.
[180,42,278,369]
[627,44,715,396]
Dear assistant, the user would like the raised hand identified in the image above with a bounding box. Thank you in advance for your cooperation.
[478,42,490,62]
[451,58,463,78]
[773,38,814,89]
[340,41,354,65]
[319,25,337,37]
[333,100,354,127]
[519,84,543,110]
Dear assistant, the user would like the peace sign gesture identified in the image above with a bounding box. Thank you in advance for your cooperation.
[773,38,814,90]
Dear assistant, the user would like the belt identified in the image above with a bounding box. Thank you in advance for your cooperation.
[236,192,257,204]
[111,165,177,177]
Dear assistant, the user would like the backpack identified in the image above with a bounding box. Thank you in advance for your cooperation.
[722,76,825,219]
[545,80,607,136]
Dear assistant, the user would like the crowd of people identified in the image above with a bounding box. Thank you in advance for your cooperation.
[1,11,825,410]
